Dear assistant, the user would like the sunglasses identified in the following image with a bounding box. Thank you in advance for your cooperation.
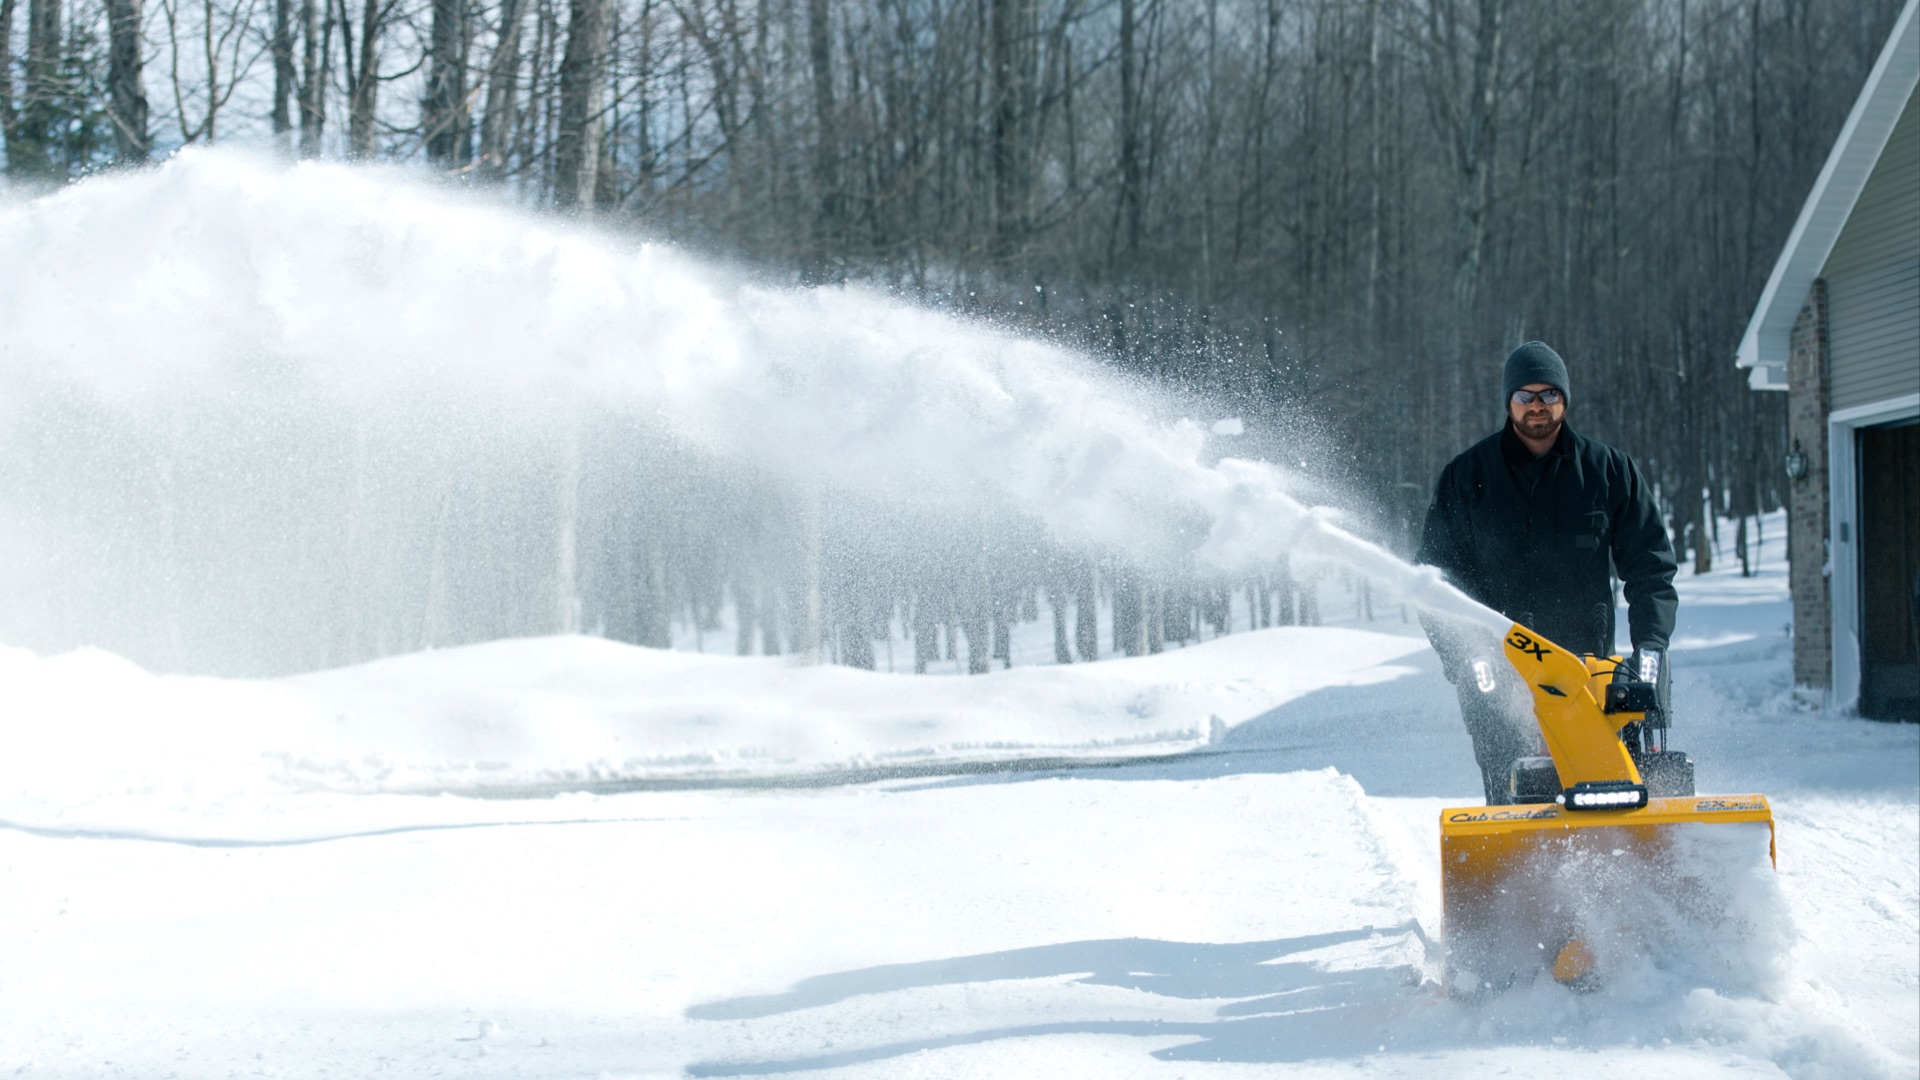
[1511,388,1563,406]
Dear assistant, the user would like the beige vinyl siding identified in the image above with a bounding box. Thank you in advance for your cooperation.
[1826,87,1920,413]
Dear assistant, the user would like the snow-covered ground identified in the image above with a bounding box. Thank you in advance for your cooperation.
[1,513,1914,1079]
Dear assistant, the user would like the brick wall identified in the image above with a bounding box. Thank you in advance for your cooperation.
[1786,279,1831,689]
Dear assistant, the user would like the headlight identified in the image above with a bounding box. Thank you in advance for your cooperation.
[1558,781,1649,811]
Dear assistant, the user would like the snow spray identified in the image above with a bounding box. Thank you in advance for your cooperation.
[0,151,1502,674]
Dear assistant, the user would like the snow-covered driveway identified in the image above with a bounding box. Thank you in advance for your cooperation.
[1,560,1914,1078]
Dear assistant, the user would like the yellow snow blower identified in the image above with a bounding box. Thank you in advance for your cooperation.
[1439,624,1775,994]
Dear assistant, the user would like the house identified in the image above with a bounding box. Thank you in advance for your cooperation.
[1736,0,1919,720]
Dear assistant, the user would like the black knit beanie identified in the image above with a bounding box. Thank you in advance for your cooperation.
[1503,341,1570,402]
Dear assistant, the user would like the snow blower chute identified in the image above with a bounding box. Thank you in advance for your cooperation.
[1439,624,1775,994]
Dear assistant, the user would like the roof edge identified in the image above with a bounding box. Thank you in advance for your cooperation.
[1735,0,1918,374]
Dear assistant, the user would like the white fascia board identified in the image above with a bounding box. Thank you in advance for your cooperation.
[1734,0,1919,379]
[1746,364,1789,391]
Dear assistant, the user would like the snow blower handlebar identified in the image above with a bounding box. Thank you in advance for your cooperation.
[1501,624,1650,797]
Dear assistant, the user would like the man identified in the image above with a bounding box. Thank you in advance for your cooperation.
[1417,341,1678,804]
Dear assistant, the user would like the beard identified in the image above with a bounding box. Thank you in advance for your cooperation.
[1514,410,1563,442]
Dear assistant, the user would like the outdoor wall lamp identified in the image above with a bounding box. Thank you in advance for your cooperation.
[1784,441,1809,482]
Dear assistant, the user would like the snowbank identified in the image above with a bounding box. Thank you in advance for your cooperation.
[0,625,1427,838]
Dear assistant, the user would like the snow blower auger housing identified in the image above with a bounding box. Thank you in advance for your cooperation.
[1439,624,1775,995]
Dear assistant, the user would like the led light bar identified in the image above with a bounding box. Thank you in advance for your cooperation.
[1558,781,1649,811]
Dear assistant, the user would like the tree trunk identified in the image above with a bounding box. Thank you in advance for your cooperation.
[346,0,381,157]
[1074,565,1099,661]
[552,0,608,209]
[913,595,937,673]
[988,0,1031,260]
[735,579,757,655]
[425,0,470,167]
[1049,582,1072,663]
[271,0,294,144]
[1113,571,1147,657]
[993,582,1012,668]
[12,0,60,179]
[1274,556,1295,625]
[1421,0,1507,313]
[1364,0,1383,331]
[804,0,837,274]
[964,595,991,673]
[1113,0,1142,263]
[0,0,13,169]
[1455,0,1505,311]
[107,0,149,163]
[640,540,669,648]
[1145,583,1163,654]
[477,0,525,176]
[297,0,328,156]
[840,592,875,669]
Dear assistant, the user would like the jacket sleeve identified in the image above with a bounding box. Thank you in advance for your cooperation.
[1417,462,1476,679]
[1611,455,1678,651]
[1416,461,1470,582]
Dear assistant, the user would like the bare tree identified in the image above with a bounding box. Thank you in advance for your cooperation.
[989,0,1037,260]
[803,0,835,268]
[11,0,61,178]
[162,0,261,144]
[7,0,1905,671]
[423,0,471,166]
[1113,0,1142,265]
[271,0,293,144]
[1419,0,1510,314]
[107,0,150,162]
[476,0,526,175]
[297,0,328,155]
[344,0,386,157]
[0,0,16,169]
[552,0,607,206]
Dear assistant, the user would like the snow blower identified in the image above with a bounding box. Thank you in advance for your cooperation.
[1438,624,1775,994]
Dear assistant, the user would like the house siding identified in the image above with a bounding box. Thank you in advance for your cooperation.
[1825,88,1920,414]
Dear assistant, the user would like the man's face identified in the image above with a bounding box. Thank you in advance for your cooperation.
[1508,382,1565,442]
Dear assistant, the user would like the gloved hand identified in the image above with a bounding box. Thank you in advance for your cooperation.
[1614,646,1671,721]
[1630,647,1664,686]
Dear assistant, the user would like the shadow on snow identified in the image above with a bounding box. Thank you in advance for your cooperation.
[899,654,1483,799]
[683,924,1441,1075]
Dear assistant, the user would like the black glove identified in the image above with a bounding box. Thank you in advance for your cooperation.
[1636,647,1663,681]
[1612,646,1671,722]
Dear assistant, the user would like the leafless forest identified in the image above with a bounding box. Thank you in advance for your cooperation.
[0,0,1905,671]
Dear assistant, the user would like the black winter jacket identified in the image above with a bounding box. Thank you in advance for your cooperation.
[1417,422,1677,661]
